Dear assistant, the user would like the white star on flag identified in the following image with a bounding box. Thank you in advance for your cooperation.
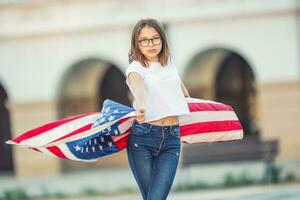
[74,145,81,151]
[113,109,119,113]
[108,115,115,121]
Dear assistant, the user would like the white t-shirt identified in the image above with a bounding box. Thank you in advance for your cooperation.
[125,56,191,123]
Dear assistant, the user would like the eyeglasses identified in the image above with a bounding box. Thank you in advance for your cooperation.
[138,37,161,47]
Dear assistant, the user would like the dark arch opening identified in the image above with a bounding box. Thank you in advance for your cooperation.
[184,48,260,137]
[215,51,258,137]
[98,63,131,108]
[57,58,131,119]
[0,83,14,174]
[56,58,131,171]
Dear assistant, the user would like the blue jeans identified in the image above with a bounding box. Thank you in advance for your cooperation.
[127,119,181,200]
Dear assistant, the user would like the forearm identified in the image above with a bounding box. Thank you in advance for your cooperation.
[132,85,147,109]
[127,73,148,109]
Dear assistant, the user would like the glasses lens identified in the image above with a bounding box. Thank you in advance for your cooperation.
[152,37,161,45]
[139,39,149,47]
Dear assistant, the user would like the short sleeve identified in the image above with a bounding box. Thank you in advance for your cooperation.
[125,62,145,90]
[125,62,145,79]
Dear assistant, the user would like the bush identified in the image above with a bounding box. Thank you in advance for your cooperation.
[269,163,282,183]
[284,172,296,182]
[118,186,137,193]
[51,191,68,198]
[81,187,104,196]
[2,187,29,200]
[223,171,255,187]
[174,181,211,191]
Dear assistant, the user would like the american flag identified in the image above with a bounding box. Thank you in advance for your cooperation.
[6,97,243,162]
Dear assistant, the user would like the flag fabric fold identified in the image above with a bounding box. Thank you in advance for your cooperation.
[6,97,243,162]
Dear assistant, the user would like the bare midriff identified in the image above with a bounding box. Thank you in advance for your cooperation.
[147,116,179,126]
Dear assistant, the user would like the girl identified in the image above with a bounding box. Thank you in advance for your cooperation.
[125,18,191,200]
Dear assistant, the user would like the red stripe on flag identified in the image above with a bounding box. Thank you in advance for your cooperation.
[180,120,242,136]
[12,113,98,144]
[119,116,133,124]
[188,102,233,112]
[113,133,129,150]
[50,123,93,143]
[47,146,67,159]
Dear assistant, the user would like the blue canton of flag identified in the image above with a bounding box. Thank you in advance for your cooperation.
[66,99,135,160]
[92,99,135,130]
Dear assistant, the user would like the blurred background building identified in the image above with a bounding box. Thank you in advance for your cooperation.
[0,0,299,183]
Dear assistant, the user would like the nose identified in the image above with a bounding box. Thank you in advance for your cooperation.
[148,40,155,47]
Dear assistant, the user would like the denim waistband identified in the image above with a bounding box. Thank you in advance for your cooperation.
[133,119,179,132]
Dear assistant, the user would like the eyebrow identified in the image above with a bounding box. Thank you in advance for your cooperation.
[139,35,160,39]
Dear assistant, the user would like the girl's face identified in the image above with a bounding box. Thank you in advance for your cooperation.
[137,26,162,62]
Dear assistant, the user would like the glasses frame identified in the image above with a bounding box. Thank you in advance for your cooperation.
[138,37,162,47]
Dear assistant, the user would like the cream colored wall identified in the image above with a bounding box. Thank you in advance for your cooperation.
[10,101,60,176]
[258,80,300,160]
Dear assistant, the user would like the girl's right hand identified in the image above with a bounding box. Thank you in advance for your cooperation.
[135,108,145,124]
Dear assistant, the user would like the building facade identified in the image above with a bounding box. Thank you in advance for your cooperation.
[0,0,299,177]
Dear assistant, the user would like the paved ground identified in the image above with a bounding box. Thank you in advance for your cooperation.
[0,162,268,196]
[42,183,300,200]
[1,162,299,199]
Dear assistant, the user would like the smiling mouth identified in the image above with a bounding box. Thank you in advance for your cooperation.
[148,49,157,53]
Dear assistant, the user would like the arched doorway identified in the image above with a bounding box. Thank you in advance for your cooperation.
[57,58,131,171]
[184,48,259,137]
[181,48,278,177]
[0,83,14,174]
[215,51,258,137]
[99,63,132,107]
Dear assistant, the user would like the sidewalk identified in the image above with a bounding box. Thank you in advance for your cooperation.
[1,163,299,199]
[43,182,300,200]
[0,161,267,197]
